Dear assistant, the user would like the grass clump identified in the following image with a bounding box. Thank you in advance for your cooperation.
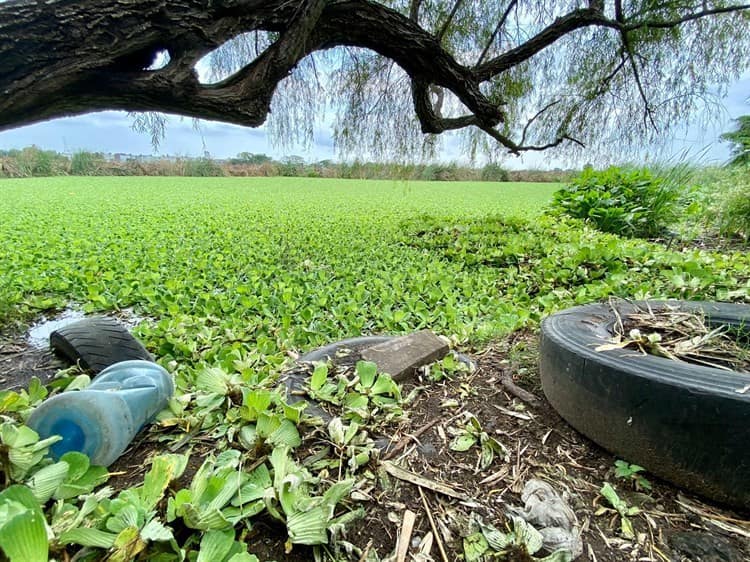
[715,167,750,243]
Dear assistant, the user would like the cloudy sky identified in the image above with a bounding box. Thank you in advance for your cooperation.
[1,73,747,169]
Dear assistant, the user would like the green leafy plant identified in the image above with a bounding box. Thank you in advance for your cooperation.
[597,483,640,539]
[168,449,263,532]
[326,417,373,473]
[56,453,187,559]
[0,485,50,562]
[309,361,403,424]
[265,446,355,547]
[614,460,652,492]
[2,176,750,559]
[26,451,108,503]
[463,515,572,562]
[551,166,682,238]
[0,423,61,483]
[720,115,750,167]
[448,413,507,470]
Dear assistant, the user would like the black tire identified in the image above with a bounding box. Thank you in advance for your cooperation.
[298,336,394,363]
[50,316,153,373]
[540,300,750,508]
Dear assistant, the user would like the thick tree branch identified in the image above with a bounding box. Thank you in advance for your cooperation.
[474,8,619,80]
[1,0,749,155]
[411,80,480,133]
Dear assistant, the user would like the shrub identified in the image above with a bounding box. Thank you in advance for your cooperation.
[481,163,509,182]
[70,150,103,175]
[183,157,224,177]
[550,166,682,238]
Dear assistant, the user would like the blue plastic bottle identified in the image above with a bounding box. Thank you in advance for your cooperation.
[27,360,174,466]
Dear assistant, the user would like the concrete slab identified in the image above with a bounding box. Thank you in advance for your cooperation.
[360,330,449,381]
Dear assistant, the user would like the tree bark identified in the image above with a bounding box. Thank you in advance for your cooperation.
[1,0,748,152]
[0,0,501,132]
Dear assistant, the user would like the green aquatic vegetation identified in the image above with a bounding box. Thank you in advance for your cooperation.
[0,176,749,559]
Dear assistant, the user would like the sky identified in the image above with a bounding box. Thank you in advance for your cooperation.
[1,74,747,169]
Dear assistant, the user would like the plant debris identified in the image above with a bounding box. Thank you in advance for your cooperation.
[597,300,750,373]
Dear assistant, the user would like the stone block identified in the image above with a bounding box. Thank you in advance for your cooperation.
[360,330,449,381]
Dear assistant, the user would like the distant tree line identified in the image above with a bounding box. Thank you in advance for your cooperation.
[0,146,574,183]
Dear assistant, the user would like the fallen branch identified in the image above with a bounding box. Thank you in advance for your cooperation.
[500,372,541,406]
[381,460,468,500]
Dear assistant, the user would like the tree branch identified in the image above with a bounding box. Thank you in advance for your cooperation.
[436,0,466,42]
[623,3,750,30]
[411,80,480,133]
[617,27,657,130]
[409,0,422,22]
[474,8,619,80]
[520,100,560,146]
[1,0,749,156]
[476,0,518,66]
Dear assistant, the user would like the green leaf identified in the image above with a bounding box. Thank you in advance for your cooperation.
[600,483,625,512]
[140,518,174,543]
[463,531,489,562]
[477,519,512,551]
[141,454,188,511]
[234,464,272,505]
[58,527,118,549]
[196,368,229,395]
[310,363,329,392]
[241,390,272,421]
[2,424,39,448]
[283,401,306,423]
[537,550,574,562]
[0,391,29,414]
[59,451,89,481]
[26,378,47,405]
[110,525,146,562]
[0,485,49,562]
[64,374,91,392]
[196,529,235,562]
[268,419,301,448]
[227,554,260,562]
[286,505,329,545]
[26,460,69,503]
[370,374,397,396]
[237,424,258,451]
[327,417,346,446]
[54,458,109,501]
[620,515,635,539]
[510,515,544,555]
[450,433,477,452]
[355,361,377,388]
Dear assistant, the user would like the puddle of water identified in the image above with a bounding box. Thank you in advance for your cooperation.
[114,308,147,330]
[26,307,150,350]
[26,308,86,349]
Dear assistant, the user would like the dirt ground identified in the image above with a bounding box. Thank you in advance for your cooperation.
[2,321,749,562]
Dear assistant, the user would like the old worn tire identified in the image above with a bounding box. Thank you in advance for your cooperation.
[540,300,750,508]
[50,316,153,373]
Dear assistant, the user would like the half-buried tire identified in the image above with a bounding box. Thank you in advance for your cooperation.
[540,300,750,508]
[50,316,153,374]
